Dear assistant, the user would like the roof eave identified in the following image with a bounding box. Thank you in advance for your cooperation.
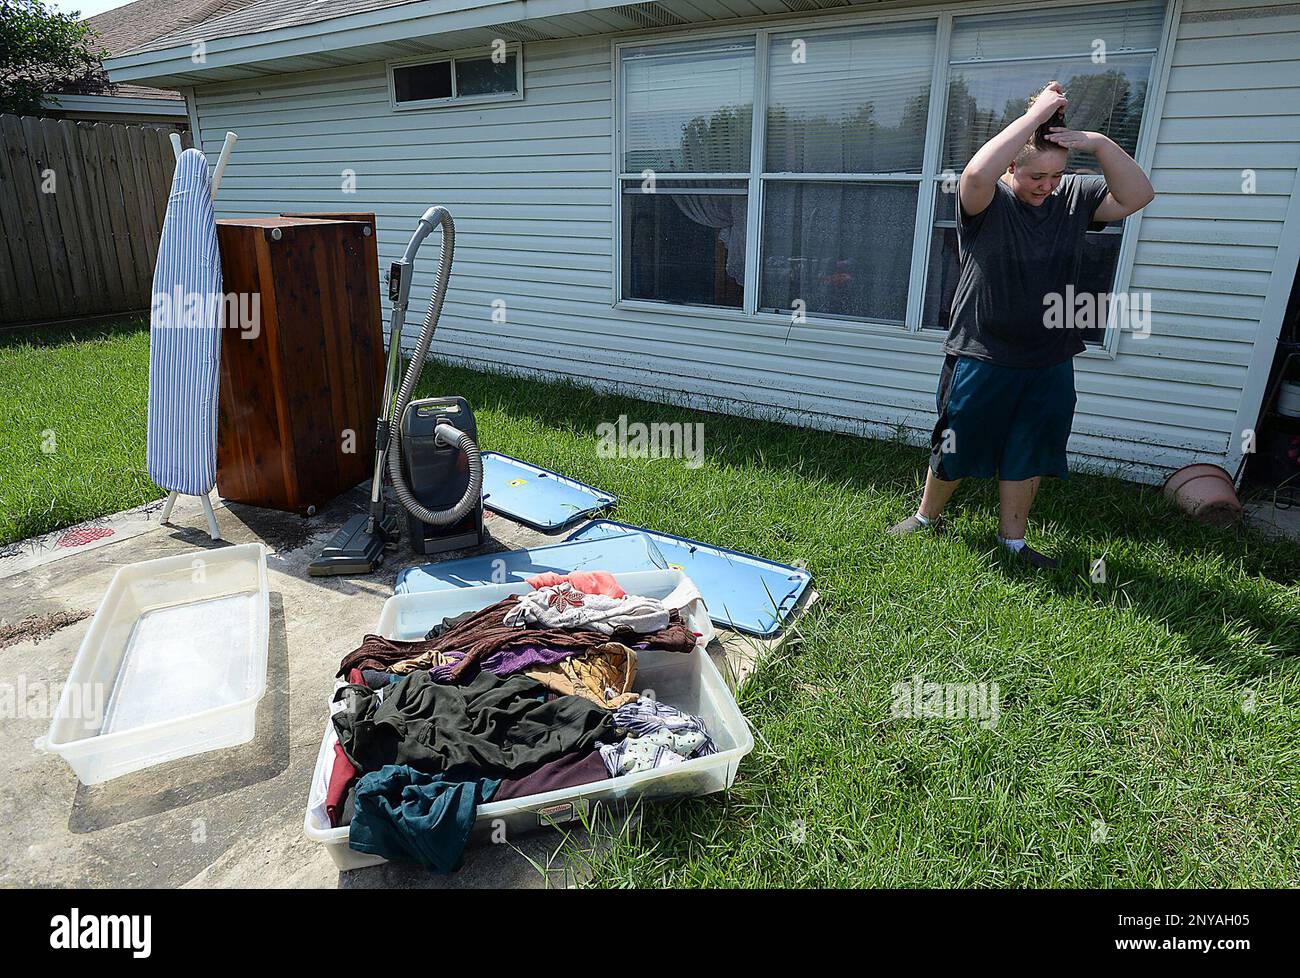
[104,0,606,87]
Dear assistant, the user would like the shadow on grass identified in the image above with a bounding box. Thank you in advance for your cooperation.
[428,357,1300,581]
[948,521,1300,677]
[0,315,148,351]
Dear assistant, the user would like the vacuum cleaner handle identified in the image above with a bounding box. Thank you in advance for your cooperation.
[400,206,448,265]
[370,207,451,517]
[388,204,448,314]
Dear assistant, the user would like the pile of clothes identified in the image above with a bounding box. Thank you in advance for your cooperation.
[308,572,720,872]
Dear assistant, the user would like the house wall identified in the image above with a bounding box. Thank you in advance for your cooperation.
[188,0,1300,484]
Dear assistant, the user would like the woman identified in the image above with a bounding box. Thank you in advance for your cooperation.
[888,81,1156,569]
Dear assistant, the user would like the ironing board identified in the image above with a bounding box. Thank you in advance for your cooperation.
[149,136,236,540]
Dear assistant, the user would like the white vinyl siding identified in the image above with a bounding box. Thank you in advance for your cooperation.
[188,0,1300,485]
[1103,0,1300,474]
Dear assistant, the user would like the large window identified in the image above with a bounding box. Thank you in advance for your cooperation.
[760,22,934,325]
[616,0,1167,345]
[620,39,754,308]
[923,1,1165,336]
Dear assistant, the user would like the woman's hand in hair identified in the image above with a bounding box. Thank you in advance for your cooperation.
[1028,82,1069,122]
[961,82,1070,219]
[1043,127,1106,153]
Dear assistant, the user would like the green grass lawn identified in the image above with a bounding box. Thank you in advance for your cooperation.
[3,320,1298,885]
[1,318,160,547]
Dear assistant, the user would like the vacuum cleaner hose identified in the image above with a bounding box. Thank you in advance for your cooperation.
[386,207,484,526]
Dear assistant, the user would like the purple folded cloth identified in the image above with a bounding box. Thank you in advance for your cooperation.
[429,645,577,682]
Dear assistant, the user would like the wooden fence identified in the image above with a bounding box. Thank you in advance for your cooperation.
[0,115,190,326]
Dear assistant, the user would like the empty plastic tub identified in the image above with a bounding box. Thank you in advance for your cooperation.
[304,570,753,872]
[38,543,270,784]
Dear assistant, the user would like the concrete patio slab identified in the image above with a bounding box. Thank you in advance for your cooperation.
[1243,497,1300,543]
[0,486,806,888]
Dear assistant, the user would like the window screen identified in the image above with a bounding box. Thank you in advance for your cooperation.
[765,21,935,174]
[457,54,518,97]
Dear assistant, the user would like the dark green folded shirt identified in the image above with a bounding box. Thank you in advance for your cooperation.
[332,668,615,781]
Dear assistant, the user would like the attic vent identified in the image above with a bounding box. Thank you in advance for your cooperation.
[781,0,827,10]
[612,3,690,30]
[389,39,450,56]
[491,23,552,42]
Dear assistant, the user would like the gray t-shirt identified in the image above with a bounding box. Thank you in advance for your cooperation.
[944,173,1110,369]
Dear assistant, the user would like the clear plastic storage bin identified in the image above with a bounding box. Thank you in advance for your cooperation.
[304,570,753,871]
[38,543,270,784]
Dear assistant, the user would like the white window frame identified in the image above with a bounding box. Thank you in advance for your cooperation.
[610,0,1176,357]
[387,44,525,111]
[756,18,940,329]
[615,36,757,313]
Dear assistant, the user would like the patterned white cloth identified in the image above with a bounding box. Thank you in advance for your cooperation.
[608,698,717,742]
[146,148,223,496]
[599,730,689,776]
[502,582,669,635]
[598,698,717,776]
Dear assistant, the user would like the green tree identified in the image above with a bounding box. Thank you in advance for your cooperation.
[0,0,108,116]
[680,105,751,173]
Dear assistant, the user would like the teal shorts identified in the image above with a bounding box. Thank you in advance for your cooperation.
[929,354,1076,482]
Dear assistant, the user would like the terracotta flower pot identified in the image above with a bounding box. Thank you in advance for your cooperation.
[1161,463,1242,527]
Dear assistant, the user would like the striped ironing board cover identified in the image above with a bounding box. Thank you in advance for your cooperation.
[146,148,224,496]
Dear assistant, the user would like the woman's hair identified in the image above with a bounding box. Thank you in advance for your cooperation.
[1013,83,1068,167]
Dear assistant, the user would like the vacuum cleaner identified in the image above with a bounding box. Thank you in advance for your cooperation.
[309,206,484,576]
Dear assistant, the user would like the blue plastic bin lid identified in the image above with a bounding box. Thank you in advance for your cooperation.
[565,520,812,638]
[394,531,668,595]
[480,452,616,531]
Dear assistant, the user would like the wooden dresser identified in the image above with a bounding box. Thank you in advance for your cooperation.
[214,213,383,514]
